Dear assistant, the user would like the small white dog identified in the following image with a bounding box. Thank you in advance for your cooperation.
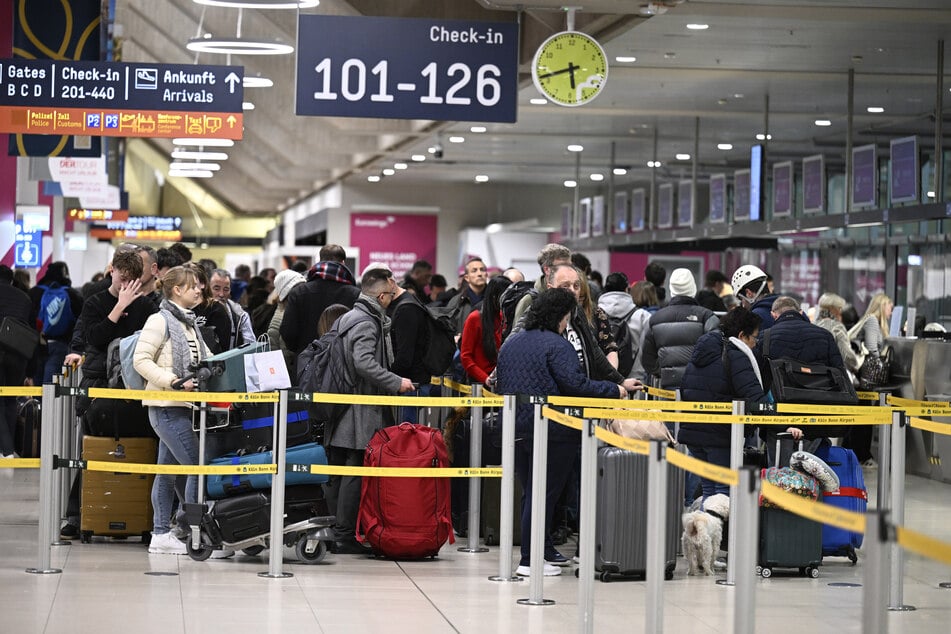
[681,494,730,576]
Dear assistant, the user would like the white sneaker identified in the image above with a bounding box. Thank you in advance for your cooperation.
[148,532,187,555]
[516,563,562,577]
[1,453,18,459]
[209,548,235,559]
[862,458,878,470]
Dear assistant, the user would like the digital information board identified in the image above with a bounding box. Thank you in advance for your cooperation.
[89,215,183,241]
[657,183,673,229]
[772,161,793,218]
[709,174,726,223]
[734,169,751,221]
[802,154,824,214]
[890,136,919,204]
[613,191,628,234]
[851,144,877,209]
[296,15,518,122]
[0,59,244,139]
[677,180,693,227]
[630,188,646,232]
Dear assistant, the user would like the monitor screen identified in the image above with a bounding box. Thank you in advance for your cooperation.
[750,144,763,221]
[677,180,694,227]
[734,169,751,221]
[772,161,793,218]
[802,154,825,214]
[851,144,877,208]
[657,183,674,229]
[709,174,726,223]
[890,136,919,204]
[613,191,628,233]
[630,188,646,232]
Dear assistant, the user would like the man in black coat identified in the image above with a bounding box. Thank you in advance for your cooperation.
[0,265,34,458]
[387,274,432,424]
[280,244,360,357]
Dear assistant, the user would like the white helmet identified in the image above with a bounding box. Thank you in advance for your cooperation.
[731,265,767,301]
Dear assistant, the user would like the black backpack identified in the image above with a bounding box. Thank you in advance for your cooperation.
[606,307,637,377]
[296,315,371,423]
[499,281,537,340]
[394,298,458,377]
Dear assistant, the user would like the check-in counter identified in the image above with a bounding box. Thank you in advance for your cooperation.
[901,335,951,483]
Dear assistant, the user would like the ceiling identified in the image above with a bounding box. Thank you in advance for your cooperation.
[115,0,951,219]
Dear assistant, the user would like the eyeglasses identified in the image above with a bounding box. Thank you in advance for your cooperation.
[379,291,396,298]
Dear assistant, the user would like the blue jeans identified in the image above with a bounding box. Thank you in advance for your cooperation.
[399,383,436,424]
[149,407,198,534]
[43,340,69,384]
[686,444,731,499]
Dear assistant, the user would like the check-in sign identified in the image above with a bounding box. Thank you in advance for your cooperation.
[0,59,244,139]
[296,15,518,123]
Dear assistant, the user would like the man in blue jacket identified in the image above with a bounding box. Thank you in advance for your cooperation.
[731,264,780,329]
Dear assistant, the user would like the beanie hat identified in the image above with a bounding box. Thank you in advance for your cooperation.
[272,269,305,302]
[668,268,697,298]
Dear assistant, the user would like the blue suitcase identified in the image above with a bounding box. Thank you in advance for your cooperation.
[814,445,866,562]
[207,442,329,499]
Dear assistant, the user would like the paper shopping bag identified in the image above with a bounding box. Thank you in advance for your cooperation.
[243,349,291,392]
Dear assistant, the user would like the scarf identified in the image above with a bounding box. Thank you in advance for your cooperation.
[160,299,206,381]
[358,296,394,367]
[729,336,763,389]
[307,261,356,285]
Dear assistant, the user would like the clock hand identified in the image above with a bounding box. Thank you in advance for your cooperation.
[567,62,577,90]
[537,66,574,80]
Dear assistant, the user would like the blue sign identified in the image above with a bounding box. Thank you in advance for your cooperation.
[0,59,243,113]
[14,222,42,268]
[296,15,518,123]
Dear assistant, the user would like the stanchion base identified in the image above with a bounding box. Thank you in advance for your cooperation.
[25,568,62,575]
[50,540,71,546]
[938,582,951,589]
[488,575,523,582]
[887,605,916,612]
[517,598,556,606]
[258,571,294,579]
[715,579,735,587]
[458,547,490,553]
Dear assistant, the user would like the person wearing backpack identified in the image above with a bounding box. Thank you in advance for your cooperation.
[30,262,83,383]
[388,275,437,424]
[323,265,415,554]
[597,272,640,378]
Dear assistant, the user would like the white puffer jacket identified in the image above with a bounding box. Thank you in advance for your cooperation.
[132,312,209,408]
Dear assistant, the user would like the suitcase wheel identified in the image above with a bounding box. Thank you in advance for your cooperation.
[80,531,92,544]
[242,545,265,557]
[185,539,214,561]
[759,566,772,578]
[598,571,613,583]
[805,566,820,578]
[141,532,152,545]
[847,546,858,565]
[295,536,328,564]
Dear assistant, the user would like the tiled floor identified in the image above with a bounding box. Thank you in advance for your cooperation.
[1,467,949,634]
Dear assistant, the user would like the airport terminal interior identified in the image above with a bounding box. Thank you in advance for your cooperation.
[3,1,951,633]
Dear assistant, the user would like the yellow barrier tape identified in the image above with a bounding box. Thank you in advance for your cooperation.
[760,482,866,534]
[899,406,951,417]
[0,458,40,469]
[0,386,42,397]
[666,449,739,487]
[430,376,442,386]
[441,378,473,395]
[304,465,502,478]
[585,408,885,426]
[740,414,887,426]
[887,394,951,409]
[542,406,584,431]
[857,391,882,401]
[483,388,499,399]
[86,387,279,403]
[646,386,677,400]
[309,393,501,408]
[909,417,951,436]
[593,426,650,455]
[84,460,277,476]
[896,526,951,568]
[549,394,731,411]
[776,403,890,416]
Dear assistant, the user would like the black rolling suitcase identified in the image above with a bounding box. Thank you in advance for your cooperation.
[594,446,683,581]
[480,475,521,546]
[15,397,41,458]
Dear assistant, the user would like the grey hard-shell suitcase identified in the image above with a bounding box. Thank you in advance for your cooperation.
[594,445,683,581]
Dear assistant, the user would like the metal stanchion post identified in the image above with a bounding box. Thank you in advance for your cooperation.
[719,399,745,587]
[888,411,915,611]
[58,367,73,528]
[862,511,890,634]
[26,383,62,575]
[518,402,554,606]
[876,393,891,511]
[645,439,668,634]
[261,390,292,579]
[733,467,761,634]
[489,394,521,583]
[49,374,68,546]
[577,418,597,633]
[461,384,488,553]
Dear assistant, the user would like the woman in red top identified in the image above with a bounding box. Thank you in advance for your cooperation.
[460,276,510,386]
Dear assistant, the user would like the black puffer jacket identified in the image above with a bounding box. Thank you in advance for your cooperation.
[640,296,720,389]
[756,310,845,393]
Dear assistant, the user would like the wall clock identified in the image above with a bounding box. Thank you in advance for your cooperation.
[532,31,608,107]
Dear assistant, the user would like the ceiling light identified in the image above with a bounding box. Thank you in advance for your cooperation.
[193,0,319,7]
[186,37,294,56]
[529,98,547,105]
[664,52,676,59]
[615,56,637,63]
[171,150,229,160]
[647,160,662,168]
[367,175,380,183]
[675,153,691,160]
[590,173,604,182]
[470,126,486,133]
[686,23,709,30]
[867,106,884,113]
[242,75,273,88]
[613,168,628,176]
[814,119,832,126]
[168,169,214,178]
[564,180,577,188]
[475,175,489,183]
[172,138,234,147]
[567,144,584,152]
[411,154,426,162]
[242,101,255,110]
[733,93,745,99]
[169,162,221,171]
[394,163,408,170]
[927,191,936,198]
[717,143,733,150]
[382,168,395,176]
[756,133,773,141]
[449,136,465,143]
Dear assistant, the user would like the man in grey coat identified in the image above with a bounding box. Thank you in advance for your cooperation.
[324,264,414,554]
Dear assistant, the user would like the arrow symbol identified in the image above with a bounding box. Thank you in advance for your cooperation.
[227,115,237,128]
[225,72,240,94]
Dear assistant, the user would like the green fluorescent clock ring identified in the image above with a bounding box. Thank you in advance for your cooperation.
[532,31,608,107]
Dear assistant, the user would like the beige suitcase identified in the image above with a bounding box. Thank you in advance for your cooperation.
[80,436,156,543]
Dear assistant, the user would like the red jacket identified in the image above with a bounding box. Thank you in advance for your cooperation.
[459,309,502,384]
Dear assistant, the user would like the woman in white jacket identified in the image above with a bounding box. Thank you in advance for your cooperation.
[133,266,212,555]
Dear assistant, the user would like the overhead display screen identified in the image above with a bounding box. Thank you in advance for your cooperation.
[708,174,726,223]
[890,136,919,204]
[802,154,824,214]
[851,144,877,209]
[772,161,793,218]
[657,183,673,229]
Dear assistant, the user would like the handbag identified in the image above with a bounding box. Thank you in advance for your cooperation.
[608,417,676,444]
[0,316,40,360]
[243,346,291,392]
[858,345,892,390]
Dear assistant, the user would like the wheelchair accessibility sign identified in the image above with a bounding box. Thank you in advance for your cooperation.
[14,222,42,268]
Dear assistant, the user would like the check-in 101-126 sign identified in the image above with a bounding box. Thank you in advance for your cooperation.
[296,15,518,123]
[0,59,244,139]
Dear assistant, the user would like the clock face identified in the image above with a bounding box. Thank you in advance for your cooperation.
[532,31,608,107]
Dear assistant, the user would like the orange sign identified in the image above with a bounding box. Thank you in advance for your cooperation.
[69,209,129,222]
[0,106,242,139]
[89,228,183,241]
